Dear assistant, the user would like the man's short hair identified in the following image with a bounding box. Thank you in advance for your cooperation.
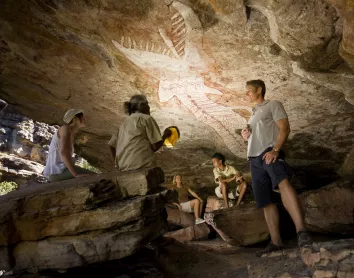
[246,79,266,98]
[212,153,225,165]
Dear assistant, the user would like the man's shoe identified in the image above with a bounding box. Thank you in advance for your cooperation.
[195,218,206,225]
[228,200,234,208]
[297,230,312,248]
[256,242,283,257]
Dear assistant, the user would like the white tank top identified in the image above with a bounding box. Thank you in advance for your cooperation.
[42,130,74,178]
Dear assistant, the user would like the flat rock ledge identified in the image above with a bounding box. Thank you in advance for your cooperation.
[0,168,173,273]
[248,238,354,278]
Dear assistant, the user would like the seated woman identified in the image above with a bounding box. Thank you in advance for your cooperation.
[108,94,171,170]
[43,109,95,182]
[172,174,206,225]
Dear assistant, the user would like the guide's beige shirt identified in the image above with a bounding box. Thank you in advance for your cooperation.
[108,112,162,171]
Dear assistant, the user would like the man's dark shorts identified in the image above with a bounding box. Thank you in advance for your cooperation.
[249,147,293,208]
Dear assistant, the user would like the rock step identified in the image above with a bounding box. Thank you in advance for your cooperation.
[11,213,167,272]
[1,192,167,245]
[166,206,195,228]
[204,202,269,246]
[0,168,171,273]
[248,238,354,278]
[164,223,210,242]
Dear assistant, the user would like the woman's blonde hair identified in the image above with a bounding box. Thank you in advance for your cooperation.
[172,174,182,186]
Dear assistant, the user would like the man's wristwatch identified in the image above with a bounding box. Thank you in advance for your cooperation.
[273,147,279,152]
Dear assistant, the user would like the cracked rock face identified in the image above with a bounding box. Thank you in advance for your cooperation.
[0,0,353,176]
[0,168,168,272]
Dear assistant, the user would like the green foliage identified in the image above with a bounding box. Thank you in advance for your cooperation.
[0,181,18,196]
[77,160,100,174]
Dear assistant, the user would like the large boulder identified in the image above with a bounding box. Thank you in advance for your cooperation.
[166,206,195,228]
[13,214,167,272]
[0,168,169,272]
[300,179,354,235]
[204,203,269,246]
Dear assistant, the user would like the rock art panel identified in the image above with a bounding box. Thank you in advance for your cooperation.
[112,0,251,156]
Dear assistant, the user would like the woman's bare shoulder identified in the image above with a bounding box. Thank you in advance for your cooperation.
[58,125,71,138]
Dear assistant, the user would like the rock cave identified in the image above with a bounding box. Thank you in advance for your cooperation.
[0,0,354,277]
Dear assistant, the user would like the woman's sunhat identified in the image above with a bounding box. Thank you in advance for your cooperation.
[63,109,84,124]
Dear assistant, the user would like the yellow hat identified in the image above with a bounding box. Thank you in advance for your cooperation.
[164,126,180,148]
[63,109,84,124]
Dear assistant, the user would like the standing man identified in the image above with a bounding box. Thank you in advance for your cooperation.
[108,94,171,171]
[241,80,311,256]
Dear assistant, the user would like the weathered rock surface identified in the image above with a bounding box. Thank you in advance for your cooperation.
[329,0,354,73]
[0,246,11,270]
[13,215,166,272]
[204,203,269,246]
[205,196,227,212]
[0,153,46,186]
[164,223,210,243]
[300,179,354,235]
[301,239,354,276]
[0,106,56,165]
[0,168,169,272]
[166,206,195,228]
[0,0,353,178]
[0,167,165,245]
[248,239,354,278]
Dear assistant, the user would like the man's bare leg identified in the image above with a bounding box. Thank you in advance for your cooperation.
[221,182,229,208]
[236,181,247,206]
[278,179,305,232]
[264,203,283,246]
[190,199,201,219]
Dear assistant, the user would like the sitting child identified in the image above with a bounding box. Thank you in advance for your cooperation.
[212,153,247,208]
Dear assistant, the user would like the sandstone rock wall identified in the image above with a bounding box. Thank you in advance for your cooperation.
[300,179,354,235]
[0,0,353,176]
[0,106,56,165]
[0,168,171,273]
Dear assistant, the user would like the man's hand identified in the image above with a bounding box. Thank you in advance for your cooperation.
[262,150,279,164]
[241,128,251,140]
[220,176,236,183]
[162,128,172,140]
[236,176,244,183]
[177,204,182,211]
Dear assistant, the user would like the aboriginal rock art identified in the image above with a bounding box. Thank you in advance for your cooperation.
[112,0,250,156]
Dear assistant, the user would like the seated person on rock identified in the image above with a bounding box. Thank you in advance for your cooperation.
[43,109,95,182]
[212,153,247,208]
[172,174,206,225]
[108,94,171,171]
